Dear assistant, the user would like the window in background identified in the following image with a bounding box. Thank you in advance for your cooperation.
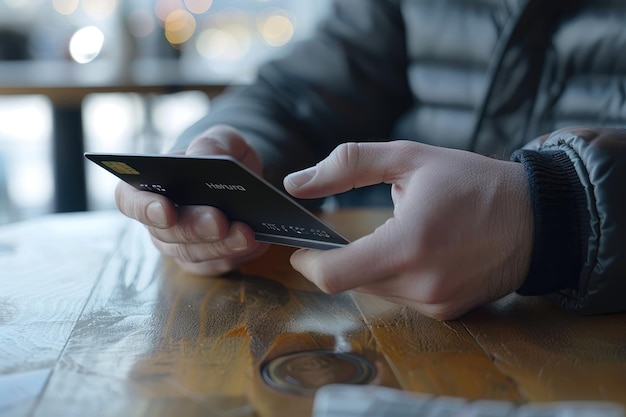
[0,0,331,223]
[83,91,211,211]
[0,95,53,223]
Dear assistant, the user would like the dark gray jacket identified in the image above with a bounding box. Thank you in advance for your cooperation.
[176,0,626,315]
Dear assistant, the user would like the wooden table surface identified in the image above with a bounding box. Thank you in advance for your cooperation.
[1,209,625,416]
[0,59,234,105]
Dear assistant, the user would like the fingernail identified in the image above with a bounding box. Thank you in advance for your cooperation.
[146,201,167,227]
[225,230,248,251]
[194,211,219,239]
[286,166,316,188]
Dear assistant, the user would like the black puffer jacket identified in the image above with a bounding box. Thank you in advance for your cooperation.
[177,0,626,315]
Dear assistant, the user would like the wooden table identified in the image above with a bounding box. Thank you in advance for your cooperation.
[1,209,625,416]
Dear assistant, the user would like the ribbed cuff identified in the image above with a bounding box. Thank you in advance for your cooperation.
[510,149,588,295]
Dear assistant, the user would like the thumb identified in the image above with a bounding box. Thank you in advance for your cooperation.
[284,141,414,199]
[185,125,241,155]
[185,124,262,175]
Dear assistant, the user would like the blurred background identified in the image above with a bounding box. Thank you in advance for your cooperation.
[0,0,331,224]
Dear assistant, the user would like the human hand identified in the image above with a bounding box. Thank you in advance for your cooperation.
[283,141,533,320]
[115,125,269,276]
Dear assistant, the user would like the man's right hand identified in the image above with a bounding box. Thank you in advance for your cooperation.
[114,125,269,276]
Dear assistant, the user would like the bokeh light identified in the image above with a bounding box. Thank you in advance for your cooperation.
[69,25,105,63]
[154,0,184,24]
[52,0,79,15]
[183,0,212,15]
[164,9,196,45]
[195,10,251,61]
[81,0,118,20]
[258,9,294,47]
[195,24,250,61]
[127,9,155,38]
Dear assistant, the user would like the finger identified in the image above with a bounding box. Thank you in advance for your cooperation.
[147,205,229,244]
[151,221,260,263]
[186,125,262,175]
[175,257,236,277]
[284,141,421,199]
[114,181,178,228]
[290,216,420,294]
[174,243,270,276]
[292,240,475,321]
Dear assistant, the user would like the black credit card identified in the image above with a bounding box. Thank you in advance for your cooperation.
[85,152,349,250]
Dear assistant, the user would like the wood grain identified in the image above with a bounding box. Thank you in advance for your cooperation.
[1,209,625,417]
[0,212,127,416]
[32,218,400,417]
[460,295,626,405]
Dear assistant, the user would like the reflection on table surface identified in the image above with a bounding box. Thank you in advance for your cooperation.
[1,209,625,417]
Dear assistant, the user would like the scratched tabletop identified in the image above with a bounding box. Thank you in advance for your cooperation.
[1,209,625,417]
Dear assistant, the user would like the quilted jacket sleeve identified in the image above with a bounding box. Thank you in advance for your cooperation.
[512,127,626,314]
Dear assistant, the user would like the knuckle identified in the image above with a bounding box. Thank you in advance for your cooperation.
[330,142,361,173]
[115,183,143,220]
[317,279,341,295]
[296,258,330,292]
[420,287,447,306]
[176,221,202,242]
[173,244,204,264]
[151,235,218,265]
[173,239,248,264]
[406,270,451,306]
[312,270,344,294]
